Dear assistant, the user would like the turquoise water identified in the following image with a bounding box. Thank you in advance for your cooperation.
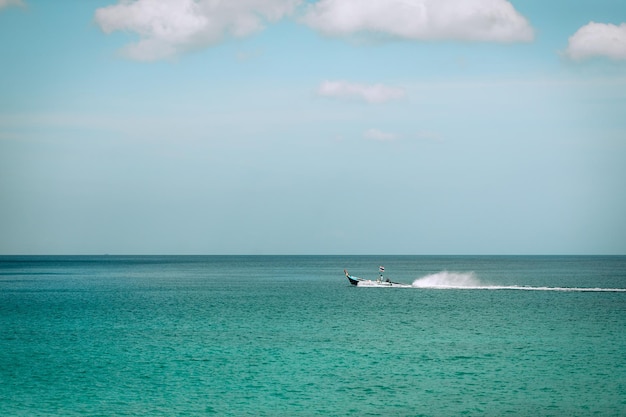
[1,256,625,416]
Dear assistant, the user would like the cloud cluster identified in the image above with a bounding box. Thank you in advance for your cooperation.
[301,0,533,43]
[95,0,534,61]
[318,80,406,104]
[0,0,24,10]
[94,0,300,61]
[564,22,626,61]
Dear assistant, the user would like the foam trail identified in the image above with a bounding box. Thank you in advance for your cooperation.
[412,271,483,288]
[411,271,626,292]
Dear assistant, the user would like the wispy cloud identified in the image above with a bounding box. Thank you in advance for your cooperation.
[364,128,397,141]
[414,130,443,142]
[362,129,442,142]
[0,0,25,10]
[301,0,533,43]
[564,22,626,61]
[318,80,406,104]
[94,0,301,61]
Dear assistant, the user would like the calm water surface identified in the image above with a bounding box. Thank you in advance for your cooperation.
[1,256,625,416]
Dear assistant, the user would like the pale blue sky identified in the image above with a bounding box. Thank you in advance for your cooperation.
[1,0,625,254]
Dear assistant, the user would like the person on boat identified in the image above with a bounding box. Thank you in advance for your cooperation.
[379,266,390,283]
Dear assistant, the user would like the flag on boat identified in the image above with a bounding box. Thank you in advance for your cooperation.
[379,266,385,272]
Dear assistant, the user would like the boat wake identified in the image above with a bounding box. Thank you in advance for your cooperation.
[412,271,481,288]
[411,271,626,292]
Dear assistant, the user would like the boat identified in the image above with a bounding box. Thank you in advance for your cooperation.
[344,267,409,287]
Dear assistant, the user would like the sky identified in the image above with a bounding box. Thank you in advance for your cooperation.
[1,0,625,255]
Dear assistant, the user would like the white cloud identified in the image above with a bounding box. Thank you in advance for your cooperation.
[94,0,300,61]
[301,0,533,43]
[318,80,406,103]
[0,0,25,10]
[564,22,626,61]
[364,128,397,141]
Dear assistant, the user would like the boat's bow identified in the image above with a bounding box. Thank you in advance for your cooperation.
[344,269,361,286]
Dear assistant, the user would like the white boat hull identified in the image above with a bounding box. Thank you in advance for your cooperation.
[345,269,409,287]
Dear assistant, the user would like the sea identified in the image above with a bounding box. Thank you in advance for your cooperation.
[1,255,625,416]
